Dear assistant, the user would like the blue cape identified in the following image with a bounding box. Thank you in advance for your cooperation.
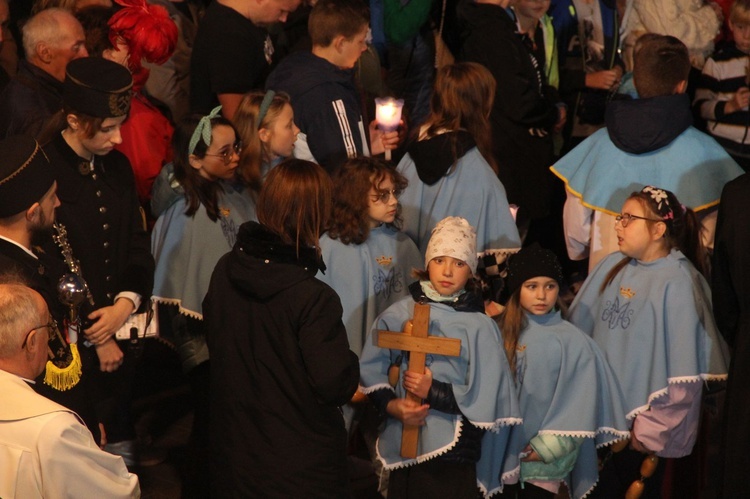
[397,146,521,255]
[568,250,729,418]
[502,311,630,499]
[550,127,743,215]
[317,225,423,357]
[359,297,522,494]
[151,183,257,318]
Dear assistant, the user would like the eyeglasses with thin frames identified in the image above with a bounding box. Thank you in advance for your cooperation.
[204,141,243,165]
[370,188,402,204]
[21,318,58,349]
[615,213,662,228]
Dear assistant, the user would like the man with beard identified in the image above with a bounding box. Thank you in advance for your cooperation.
[0,134,100,445]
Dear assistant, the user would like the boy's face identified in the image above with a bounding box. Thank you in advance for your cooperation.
[731,18,750,53]
[514,0,550,22]
[336,25,369,69]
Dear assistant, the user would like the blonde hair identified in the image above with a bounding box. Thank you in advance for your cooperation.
[233,91,292,191]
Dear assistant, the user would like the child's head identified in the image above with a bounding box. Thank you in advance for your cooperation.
[172,106,240,220]
[234,90,298,188]
[174,107,240,184]
[422,217,477,296]
[730,0,750,52]
[428,62,496,132]
[499,244,564,376]
[604,185,707,289]
[633,34,690,98]
[616,186,683,259]
[424,62,498,173]
[327,157,408,245]
[514,0,551,24]
[309,0,369,68]
[506,244,564,316]
[257,158,332,254]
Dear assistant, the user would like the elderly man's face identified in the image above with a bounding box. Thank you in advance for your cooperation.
[46,14,88,81]
[0,0,9,48]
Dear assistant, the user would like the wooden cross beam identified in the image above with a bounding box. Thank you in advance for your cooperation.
[377,302,462,458]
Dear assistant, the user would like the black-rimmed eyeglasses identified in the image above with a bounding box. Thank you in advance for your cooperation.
[615,213,662,228]
[204,141,243,165]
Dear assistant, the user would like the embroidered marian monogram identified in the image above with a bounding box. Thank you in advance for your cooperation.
[219,208,239,248]
[601,296,633,329]
[515,343,527,385]
[373,267,403,299]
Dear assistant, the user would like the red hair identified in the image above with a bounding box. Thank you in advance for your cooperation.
[108,0,177,89]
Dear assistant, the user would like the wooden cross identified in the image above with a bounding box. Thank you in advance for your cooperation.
[377,302,462,458]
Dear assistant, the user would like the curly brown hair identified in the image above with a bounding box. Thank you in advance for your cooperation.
[326,157,408,245]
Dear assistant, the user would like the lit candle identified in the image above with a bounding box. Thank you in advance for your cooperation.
[375,97,404,160]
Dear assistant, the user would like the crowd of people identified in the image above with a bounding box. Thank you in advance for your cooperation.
[0,0,749,497]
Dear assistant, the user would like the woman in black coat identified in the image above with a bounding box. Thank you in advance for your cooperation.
[204,158,360,498]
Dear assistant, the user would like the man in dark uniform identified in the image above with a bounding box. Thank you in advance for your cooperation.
[0,134,100,444]
[42,57,154,464]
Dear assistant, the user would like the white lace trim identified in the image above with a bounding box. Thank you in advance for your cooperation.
[359,383,394,395]
[379,415,465,471]
[626,374,728,420]
[152,296,203,320]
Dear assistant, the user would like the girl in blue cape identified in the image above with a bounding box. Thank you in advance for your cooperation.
[318,157,422,358]
[233,90,300,183]
[489,244,630,499]
[150,91,298,217]
[396,63,521,257]
[151,107,256,360]
[568,186,730,498]
[360,216,521,498]
[150,107,256,494]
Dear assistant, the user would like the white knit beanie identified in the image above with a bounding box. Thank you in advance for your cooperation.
[425,217,478,274]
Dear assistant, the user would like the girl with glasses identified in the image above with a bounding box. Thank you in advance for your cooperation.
[150,106,257,496]
[318,157,421,358]
[316,157,422,480]
[567,186,729,498]
[396,62,521,257]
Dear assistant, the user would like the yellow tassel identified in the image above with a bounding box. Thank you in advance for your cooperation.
[44,343,82,391]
